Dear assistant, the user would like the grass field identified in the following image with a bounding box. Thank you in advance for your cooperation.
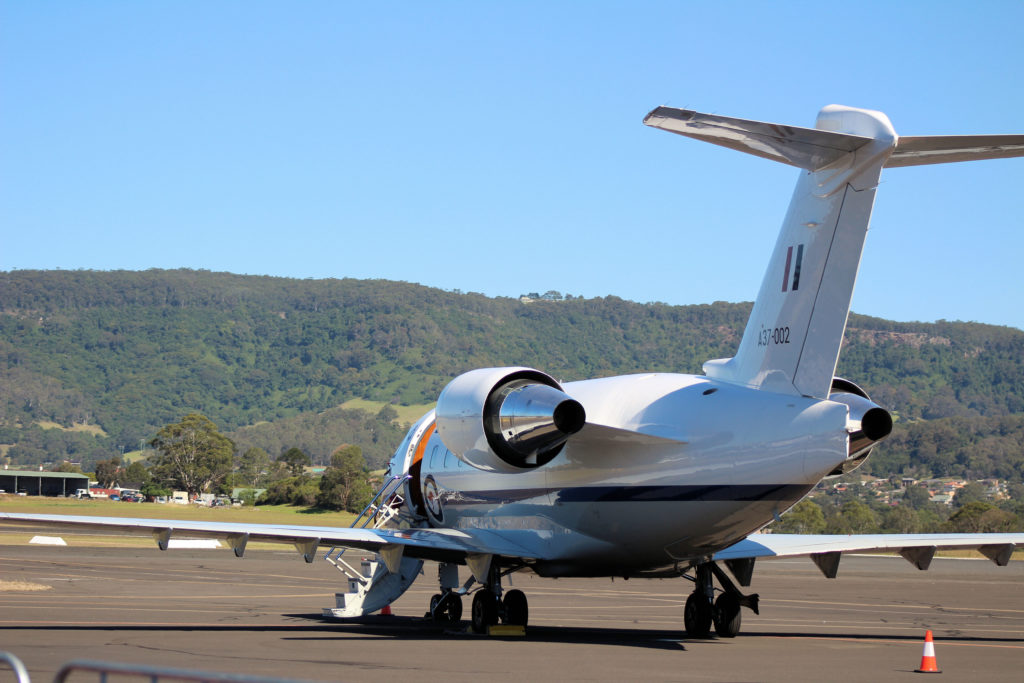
[34,420,108,437]
[0,495,356,549]
[340,398,434,425]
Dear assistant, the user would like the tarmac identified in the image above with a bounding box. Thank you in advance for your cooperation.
[1,542,1022,682]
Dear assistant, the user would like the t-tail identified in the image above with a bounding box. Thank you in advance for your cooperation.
[644,105,1024,398]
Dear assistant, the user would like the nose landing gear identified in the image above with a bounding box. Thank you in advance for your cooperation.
[429,591,463,624]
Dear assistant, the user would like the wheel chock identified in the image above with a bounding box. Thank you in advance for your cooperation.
[487,624,525,637]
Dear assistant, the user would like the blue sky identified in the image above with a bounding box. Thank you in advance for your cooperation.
[3,2,1023,329]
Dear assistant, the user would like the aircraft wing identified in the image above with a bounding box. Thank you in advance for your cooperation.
[0,512,542,564]
[715,532,1024,577]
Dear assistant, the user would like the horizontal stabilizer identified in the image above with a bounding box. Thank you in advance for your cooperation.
[886,134,1024,167]
[643,106,873,172]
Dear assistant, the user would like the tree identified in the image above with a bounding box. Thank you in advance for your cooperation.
[124,461,151,487]
[825,499,880,534]
[140,481,172,500]
[902,484,933,510]
[94,457,122,487]
[773,500,826,533]
[258,475,319,506]
[237,447,271,487]
[149,413,235,496]
[881,505,919,533]
[945,501,1019,533]
[952,482,988,508]
[316,444,373,512]
[277,447,311,477]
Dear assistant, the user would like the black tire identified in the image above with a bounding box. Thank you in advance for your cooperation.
[684,591,712,638]
[502,589,529,626]
[713,592,742,638]
[471,590,498,633]
[439,592,463,624]
[429,593,442,620]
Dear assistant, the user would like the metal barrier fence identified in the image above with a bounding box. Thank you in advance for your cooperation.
[0,653,315,683]
[0,652,31,683]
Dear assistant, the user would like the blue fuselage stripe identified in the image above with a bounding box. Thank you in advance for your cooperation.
[555,484,807,503]
[442,484,808,506]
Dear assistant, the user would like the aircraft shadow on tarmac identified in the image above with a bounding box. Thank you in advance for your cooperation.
[284,614,1024,647]
[5,615,1021,650]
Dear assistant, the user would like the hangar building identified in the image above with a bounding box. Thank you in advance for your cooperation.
[0,470,90,496]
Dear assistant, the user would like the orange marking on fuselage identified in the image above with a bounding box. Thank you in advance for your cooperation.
[411,422,436,467]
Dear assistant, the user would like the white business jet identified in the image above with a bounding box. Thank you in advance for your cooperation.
[4,105,1024,638]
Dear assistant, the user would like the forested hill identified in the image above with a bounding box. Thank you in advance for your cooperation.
[2,269,1023,478]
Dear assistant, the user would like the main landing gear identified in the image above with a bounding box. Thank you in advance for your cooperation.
[683,560,759,638]
[428,561,529,632]
[470,587,528,633]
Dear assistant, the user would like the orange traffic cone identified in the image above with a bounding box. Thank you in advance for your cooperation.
[380,604,393,616]
[915,630,941,674]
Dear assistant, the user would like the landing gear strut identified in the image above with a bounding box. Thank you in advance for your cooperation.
[684,560,758,638]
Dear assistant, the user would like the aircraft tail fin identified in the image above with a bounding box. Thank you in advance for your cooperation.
[644,106,1024,398]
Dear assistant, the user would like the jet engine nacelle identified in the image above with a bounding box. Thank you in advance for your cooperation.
[827,377,893,476]
[435,367,587,472]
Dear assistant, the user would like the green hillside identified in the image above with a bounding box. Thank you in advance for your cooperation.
[1,269,1023,478]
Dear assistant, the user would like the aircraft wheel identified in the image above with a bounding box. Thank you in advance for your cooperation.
[439,592,463,623]
[471,590,499,633]
[713,592,742,638]
[684,591,712,638]
[502,589,529,626]
[429,593,442,619]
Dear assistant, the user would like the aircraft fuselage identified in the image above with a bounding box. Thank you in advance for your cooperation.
[390,372,849,577]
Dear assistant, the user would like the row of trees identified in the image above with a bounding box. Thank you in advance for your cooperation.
[771,482,1024,535]
[87,413,375,513]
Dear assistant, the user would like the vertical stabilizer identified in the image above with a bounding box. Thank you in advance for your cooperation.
[645,105,898,398]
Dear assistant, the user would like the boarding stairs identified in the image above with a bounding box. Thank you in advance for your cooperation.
[322,474,423,618]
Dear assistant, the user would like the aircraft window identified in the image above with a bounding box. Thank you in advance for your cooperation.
[443,449,453,469]
[429,445,439,468]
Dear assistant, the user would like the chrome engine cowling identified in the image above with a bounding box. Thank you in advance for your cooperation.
[827,377,893,476]
[435,367,586,472]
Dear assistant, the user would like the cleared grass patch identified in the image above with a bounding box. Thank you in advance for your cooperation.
[340,398,433,425]
[34,421,108,437]
[119,449,152,463]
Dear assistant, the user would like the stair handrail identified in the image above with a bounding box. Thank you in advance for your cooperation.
[323,473,411,575]
[352,474,411,529]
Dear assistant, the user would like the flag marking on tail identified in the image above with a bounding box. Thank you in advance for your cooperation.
[781,244,804,292]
